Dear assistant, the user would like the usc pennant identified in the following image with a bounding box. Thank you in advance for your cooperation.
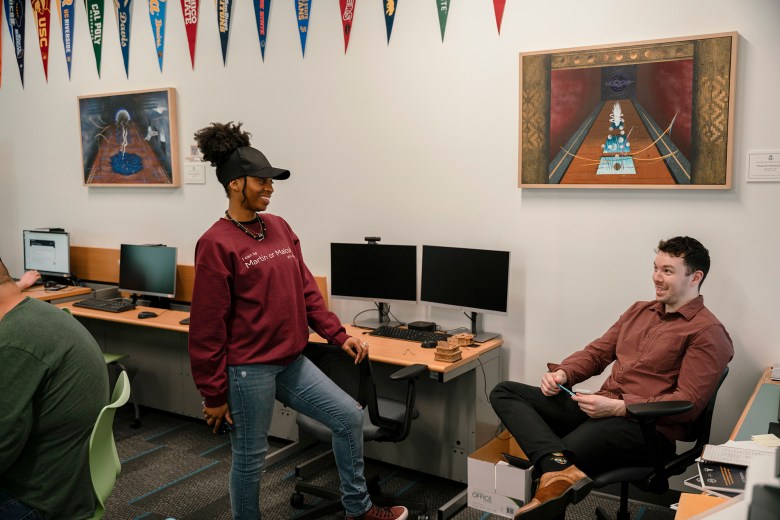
[31,0,50,81]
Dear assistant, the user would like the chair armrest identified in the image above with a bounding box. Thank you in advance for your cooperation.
[390,364,428,381]
[626,401,693,420]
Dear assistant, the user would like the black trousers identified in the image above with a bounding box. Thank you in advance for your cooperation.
[489,381,674,476]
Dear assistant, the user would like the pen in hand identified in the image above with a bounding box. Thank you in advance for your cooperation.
[557,383,576,397]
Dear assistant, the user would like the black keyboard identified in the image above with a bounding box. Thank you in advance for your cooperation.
[73,298,136,313]
[369,326,450,343]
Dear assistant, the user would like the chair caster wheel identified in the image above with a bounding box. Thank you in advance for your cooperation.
[130,419,141,429]
[290,491,305,508]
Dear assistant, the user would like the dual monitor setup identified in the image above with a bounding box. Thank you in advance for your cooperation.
[330,239,510,342]
[23,229,178,306]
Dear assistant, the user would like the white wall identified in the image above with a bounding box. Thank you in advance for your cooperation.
[2,0,779,450]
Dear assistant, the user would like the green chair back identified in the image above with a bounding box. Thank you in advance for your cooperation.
[87,370,131,519]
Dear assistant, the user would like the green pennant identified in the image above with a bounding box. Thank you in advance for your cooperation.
[84,0,104,76]
[435,0,449,41]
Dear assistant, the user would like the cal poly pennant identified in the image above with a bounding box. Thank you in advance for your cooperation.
[85,0,104,76]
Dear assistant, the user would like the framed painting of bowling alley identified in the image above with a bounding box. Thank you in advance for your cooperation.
[78,88,180,187]
[518,32,737,189]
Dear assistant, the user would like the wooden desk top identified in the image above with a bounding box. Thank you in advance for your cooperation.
[729,367,780,440]
[57,301,190,333]
[310,324,502,375]
[23,285,92,301]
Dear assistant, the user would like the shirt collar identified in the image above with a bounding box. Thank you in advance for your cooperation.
[651,295,705,320]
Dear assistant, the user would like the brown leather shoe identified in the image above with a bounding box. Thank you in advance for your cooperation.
[513,465,593,519]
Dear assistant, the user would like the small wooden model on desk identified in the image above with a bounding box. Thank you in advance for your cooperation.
[434,333,474,363]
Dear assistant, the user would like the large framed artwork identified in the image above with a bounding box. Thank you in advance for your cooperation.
[519,32,737,189]
[78,88,179,187]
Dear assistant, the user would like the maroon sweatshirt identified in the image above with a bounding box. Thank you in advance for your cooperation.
[188,214,349,407]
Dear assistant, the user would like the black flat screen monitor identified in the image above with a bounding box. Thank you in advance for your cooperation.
[23,230,71,277]
[330,243,417,303]
[119,244,177,299]
[421,244,510,315]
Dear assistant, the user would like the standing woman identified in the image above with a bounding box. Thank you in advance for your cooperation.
[188,122,407,520]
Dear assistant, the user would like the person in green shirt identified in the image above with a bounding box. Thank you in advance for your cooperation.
[0,258,109,520]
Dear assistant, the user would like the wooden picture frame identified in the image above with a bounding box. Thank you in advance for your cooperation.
[78,88,180,187]
[518,32,737,189]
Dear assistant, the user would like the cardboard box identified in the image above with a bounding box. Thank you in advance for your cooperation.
[467,435,533,518]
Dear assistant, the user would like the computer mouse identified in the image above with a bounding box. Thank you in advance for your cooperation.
[44,280,58,288]
[137,311,158,319]
[421,340,438,349]
[179,317,190,325]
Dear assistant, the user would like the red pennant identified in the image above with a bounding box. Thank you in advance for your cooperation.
[180,0,198,67]
[31,0,51,80]
[339,0,355,53]
[493,0,505,35]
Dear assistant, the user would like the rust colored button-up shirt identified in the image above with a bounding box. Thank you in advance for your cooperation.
[548,296,733,442]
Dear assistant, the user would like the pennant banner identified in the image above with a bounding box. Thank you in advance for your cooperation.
[492,0,504,35]
[253,0,270,61]
[435,0,449,41]
[217,0,233,65]
[295,0,310,57]
[338,0,354,53]
[148,0,167,71]
[31,0,51,80]
[180,0,198,67]
[85,0,104,76]
[115,0,133,76]
[4,0,26,85]
[382,0,395,44]
[58,0,75,78]
[1,0,3,87]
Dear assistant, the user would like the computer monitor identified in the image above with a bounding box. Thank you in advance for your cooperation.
[119,244,178,304]
[23,229,72,278]
[330,242,417,328]
[420,245,510,342]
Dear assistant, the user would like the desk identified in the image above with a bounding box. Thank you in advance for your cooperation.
[23,285,92,303]
[56,301,204,419]
[309,325,503,482]
[57,303,502,482]
[674,369,780,519]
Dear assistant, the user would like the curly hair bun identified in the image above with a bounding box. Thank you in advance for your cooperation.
[193,122,252,167]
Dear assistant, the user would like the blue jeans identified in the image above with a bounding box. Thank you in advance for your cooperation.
[0,490,43,520]
[227,355,372,519]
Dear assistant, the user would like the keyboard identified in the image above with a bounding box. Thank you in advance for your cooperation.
[369,325,450,343]
[73,298,136,313]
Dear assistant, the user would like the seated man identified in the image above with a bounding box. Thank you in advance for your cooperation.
[490,236,733,520]
[0,258,109,519]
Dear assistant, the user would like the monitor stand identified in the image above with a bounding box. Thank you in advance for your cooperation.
[469,312,501,343]
[356,302,400,329]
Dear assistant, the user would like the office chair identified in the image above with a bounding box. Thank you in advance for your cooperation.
[591,366,729,520]
[88,370,131,520]
[289,343,430,520]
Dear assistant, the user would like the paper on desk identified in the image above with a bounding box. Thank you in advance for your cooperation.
[723,439,777,452]
[751,433,780,447]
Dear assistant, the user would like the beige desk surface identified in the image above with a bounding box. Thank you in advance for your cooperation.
[729,367,780,440]
[23,285,92,301]
[57,301,190,333]
[310,324,502,374]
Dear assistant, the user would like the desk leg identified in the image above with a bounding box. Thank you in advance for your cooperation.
[437,489,467,520]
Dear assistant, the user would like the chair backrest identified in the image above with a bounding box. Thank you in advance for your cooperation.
[89,370,131,514]
[663,365,729,478]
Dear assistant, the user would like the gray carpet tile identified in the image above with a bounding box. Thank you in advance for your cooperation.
[104,407,675,520]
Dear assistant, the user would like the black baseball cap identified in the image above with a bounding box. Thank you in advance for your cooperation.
[216,146,291,187]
